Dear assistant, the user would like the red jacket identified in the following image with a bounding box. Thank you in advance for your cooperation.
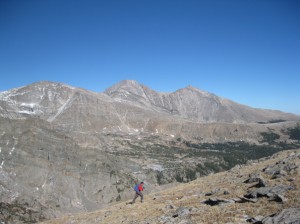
[138,184,144,192]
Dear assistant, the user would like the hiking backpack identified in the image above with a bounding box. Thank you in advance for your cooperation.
[134,184,139,191]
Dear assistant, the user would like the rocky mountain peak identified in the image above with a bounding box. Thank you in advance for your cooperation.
[181,85,203,92]
[105,80,148,96]
[0,81,81,120]
[104,80,163,109]
[175,85,216,98]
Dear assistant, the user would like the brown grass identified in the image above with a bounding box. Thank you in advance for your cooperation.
[40,149,300,224]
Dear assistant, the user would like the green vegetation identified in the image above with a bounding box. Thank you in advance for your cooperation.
[110,170,116,178]
[116,194,121,201]
[175,173,184,183]
[287,124,300,143]
[186,169,197,181]
[156,171,164,185]
[258,119,286,124]
[110,132,300,186]
[153,141,289,183]
[260,132,280,144]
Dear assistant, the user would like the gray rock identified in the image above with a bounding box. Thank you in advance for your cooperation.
[261,208,300,224]
[205,188,220,196]
[244,173,267,187]
[158,215,172,223]
[263,159,299,179]
[201,198,235,206]
[244,173,263,183]
[224,190,230,195]
[244,185,293,202]
[173,206,192,217]
[233,197,258,203]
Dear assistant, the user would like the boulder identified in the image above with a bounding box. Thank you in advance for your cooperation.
[201,198,235,206]
[261,208,300,224]
[244,185,293,202]
[244,173,268,187]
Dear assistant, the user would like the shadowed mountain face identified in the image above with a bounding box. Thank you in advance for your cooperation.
[0,80,299,223]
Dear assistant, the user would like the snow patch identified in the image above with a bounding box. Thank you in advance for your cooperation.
[9,137,18,155]
[20,102,37,108]
[48,91,53,101]
[72,200,83,208]
[148,164,164,171]
[9,146,15,155]
[0,161,4,169]
[47,95,73,122]
[17,102,43,115]
[18,110,37,115]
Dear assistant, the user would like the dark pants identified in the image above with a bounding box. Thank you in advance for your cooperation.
[132,191,143,203]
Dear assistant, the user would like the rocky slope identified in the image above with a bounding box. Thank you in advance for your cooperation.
[39,149,300,224]
[0,80,300,223]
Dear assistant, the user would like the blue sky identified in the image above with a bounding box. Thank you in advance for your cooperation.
[0,0,299,114]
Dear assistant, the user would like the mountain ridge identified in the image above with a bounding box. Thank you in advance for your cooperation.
[1,80,299,121]
[1,80,299,147]
[104,80,299,123]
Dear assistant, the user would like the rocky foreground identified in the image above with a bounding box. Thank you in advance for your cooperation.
[39,149,300,224]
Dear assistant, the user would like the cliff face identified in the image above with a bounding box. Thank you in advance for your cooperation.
[0,80,299,223]
[0,117,140,219]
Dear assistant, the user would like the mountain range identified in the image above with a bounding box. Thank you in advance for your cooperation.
[0,80,299,223]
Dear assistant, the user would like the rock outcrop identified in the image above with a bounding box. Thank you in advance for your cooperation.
[261,208,300,224]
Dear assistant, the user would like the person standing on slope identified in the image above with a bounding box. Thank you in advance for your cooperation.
[132,181,144,203]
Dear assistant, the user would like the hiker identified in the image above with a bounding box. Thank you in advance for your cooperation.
[132,181,144,203]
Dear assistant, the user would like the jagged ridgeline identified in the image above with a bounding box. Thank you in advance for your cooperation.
[0,80,299,223]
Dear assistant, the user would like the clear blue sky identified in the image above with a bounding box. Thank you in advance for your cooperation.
[0,0,299,114]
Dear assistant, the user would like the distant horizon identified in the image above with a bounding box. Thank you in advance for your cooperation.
[1,0,299,115]
[1,79,300,116]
